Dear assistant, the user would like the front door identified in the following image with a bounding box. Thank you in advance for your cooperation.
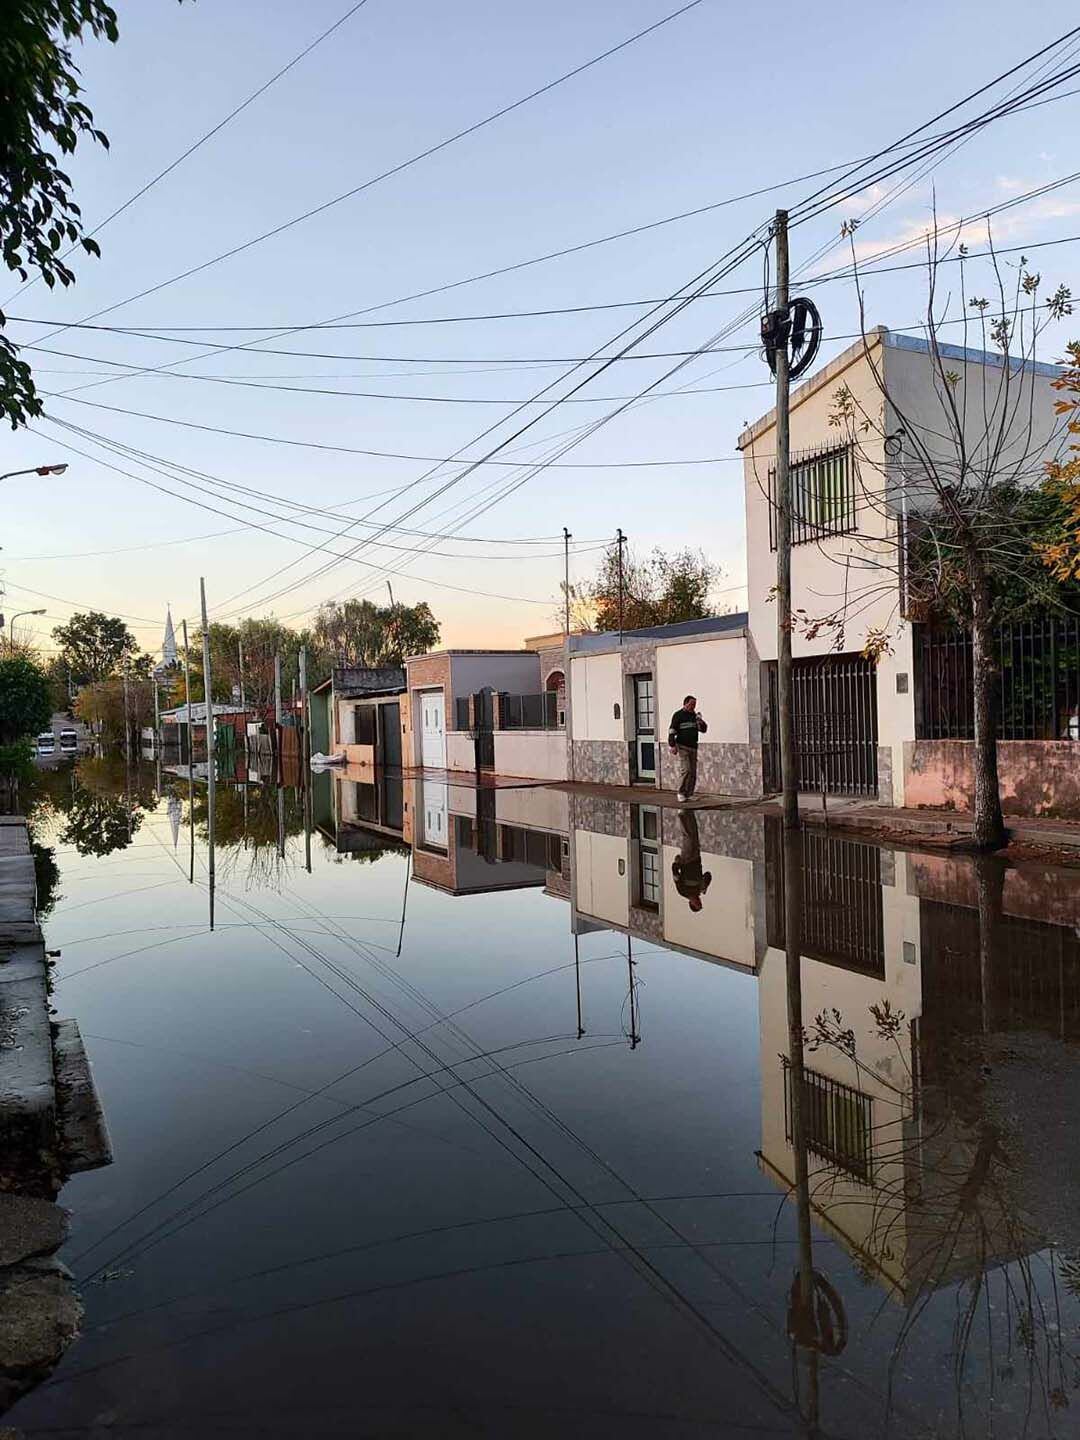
[380,702,402,769]
[420,690,446,770]
[633,675,656,782]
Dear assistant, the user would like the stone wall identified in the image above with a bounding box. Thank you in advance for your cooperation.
[571,739,629,786]
[903,739,1080,819]
[657,741,763,798]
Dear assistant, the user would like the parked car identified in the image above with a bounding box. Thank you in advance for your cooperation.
[59,729,79,754]
[36,732,56,756]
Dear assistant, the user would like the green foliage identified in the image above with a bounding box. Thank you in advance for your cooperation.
[51,610,139,684]
[0,739,36,779]
[74,673,155,742]
[0,1,120,426]
[0,656,53,743]
[585,544,721,633]
[313,599,440,667]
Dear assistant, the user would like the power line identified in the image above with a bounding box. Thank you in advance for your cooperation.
[2,1,377,307]
[25,0,708,356]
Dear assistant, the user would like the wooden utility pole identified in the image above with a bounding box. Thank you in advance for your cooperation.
[122,668,131,760]
[616,528,626,643]
[299,643,311,872]
[563,527,572,635]
[152,675,160,755]
[773,210,799,829]
[199,578,216,909]
[182,619,194,885]
[237,636,246,712]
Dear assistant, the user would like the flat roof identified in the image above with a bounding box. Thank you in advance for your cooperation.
[404,648,539,662]
[568,612,748,654]
[738,326,1063,448]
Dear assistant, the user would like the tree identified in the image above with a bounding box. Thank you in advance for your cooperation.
[0,656,52,743]
[0,2,121,426]
[74,673,154,744]
[1040,339,1080,583]
[313,599,440,667]
[569,543,722,633]
[804,225,1074,848]
[52,610,139,684]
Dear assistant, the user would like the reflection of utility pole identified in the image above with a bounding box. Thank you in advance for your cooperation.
[626,935,640,1049]
[182,619,194,886]
[574,933,585,1039]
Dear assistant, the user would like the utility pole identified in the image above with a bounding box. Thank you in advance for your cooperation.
[152,675,160,756]
[563,527,572,636]
[237,635,246,712]
[773,210,799,829]
[386,580,394,608]
[616,528,626,643]
[182,619,194,885]
[299,643,311,873]
[273,652,283,784]
[122,668,131,760]
[199,579,216,913]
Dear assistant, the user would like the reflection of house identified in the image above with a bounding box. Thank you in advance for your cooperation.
[741,329,1077,814]
[407,780,568,897]
[315,667,406,768]
[569,795,765,972]
[568,614,761,796]
[756,826,1077,1302]
[331,768,407,855]
[404,645,567,780]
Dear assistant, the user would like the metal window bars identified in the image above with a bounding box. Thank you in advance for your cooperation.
[768,443,858,549]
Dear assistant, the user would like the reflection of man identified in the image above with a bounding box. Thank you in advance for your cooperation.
[672,809,712,913]
[668,694,707,803]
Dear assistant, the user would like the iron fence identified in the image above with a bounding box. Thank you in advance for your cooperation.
[499,690,560,729]
[916,615,1080,741]
[766,819,885,976]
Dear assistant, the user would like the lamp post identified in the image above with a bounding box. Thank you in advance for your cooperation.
[0,464,68,482]
[7,609,46,654]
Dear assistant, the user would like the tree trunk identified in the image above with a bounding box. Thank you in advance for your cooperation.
[968,560,1006,850]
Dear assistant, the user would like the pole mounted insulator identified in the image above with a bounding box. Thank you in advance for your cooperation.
[761,296,823,380]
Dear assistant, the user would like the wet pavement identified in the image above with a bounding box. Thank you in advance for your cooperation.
[5,754,1080,1437]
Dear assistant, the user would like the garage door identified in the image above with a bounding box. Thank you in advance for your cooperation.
[420,690,446,770]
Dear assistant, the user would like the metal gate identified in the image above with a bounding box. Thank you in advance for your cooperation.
[764,655,878,796]
[473,689,495,769]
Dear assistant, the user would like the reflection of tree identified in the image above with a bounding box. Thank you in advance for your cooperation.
[804,998,1077,1433]
[59,787,141,857]
[179,781,307,891]
[29,837,60,916]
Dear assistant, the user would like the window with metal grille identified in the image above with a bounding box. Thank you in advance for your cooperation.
[768,445,857,548]
[783,1060,873,1183]
[632,805,661,910]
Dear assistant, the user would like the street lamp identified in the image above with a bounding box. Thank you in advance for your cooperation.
[7,609,46,654]
[0,464,69,482]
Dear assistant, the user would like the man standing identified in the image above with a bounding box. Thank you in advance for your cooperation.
[668,694,707,803]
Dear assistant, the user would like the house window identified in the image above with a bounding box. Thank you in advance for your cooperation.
[768,445,857,549]
[783,1060,873,1183]
[633,804,661,910]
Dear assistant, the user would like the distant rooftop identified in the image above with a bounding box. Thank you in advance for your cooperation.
[568,612,747,654]
[333,665,406,697]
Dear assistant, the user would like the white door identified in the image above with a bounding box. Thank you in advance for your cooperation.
[420,781,448,850]
[420,690,446,769]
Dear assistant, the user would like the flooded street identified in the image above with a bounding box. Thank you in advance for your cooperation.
[8,757,1080,1437]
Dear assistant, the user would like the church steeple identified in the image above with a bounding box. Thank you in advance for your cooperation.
[161,606,177,668]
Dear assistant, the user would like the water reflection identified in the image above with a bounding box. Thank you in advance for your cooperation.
[11,760,1080,1436]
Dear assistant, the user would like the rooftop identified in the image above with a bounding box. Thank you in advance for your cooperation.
[568,612,748,654]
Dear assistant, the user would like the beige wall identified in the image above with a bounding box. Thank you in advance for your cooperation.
[570,652,625,743]
[574,829,629,927]
[495,787,569,833]
[444,732,475,772]
[493,730,567,781]
[662,850,755,968]
[656,637,748,743]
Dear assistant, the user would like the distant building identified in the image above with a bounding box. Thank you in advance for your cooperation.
[153,607,179,682]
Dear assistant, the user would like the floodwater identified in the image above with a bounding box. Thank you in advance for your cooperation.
[8,754,1080,1438]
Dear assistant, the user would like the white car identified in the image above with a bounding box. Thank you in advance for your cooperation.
[36,732,56,756]
[59,729,79,754]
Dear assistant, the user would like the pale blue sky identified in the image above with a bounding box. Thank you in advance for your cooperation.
[2,0,1078,655]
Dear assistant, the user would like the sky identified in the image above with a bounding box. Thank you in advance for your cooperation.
[2,0,1079,659]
